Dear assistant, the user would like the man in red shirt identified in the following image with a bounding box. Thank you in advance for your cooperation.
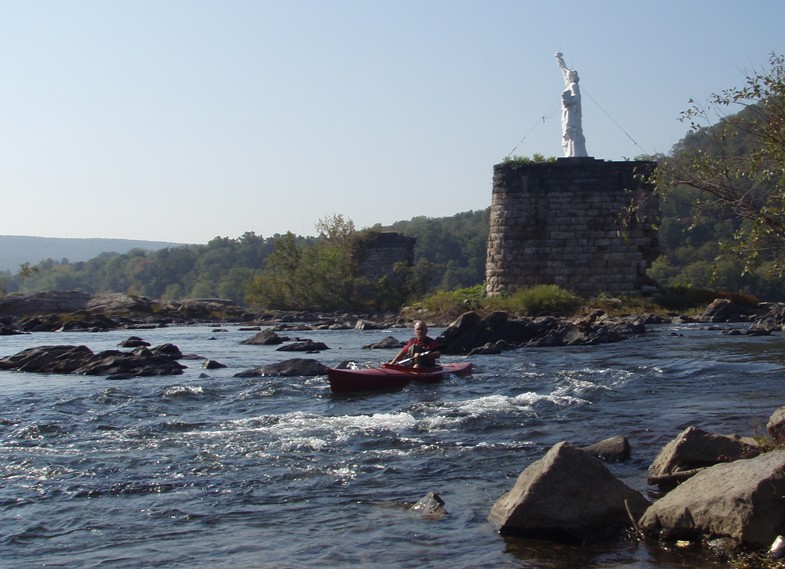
[390,320,441,368]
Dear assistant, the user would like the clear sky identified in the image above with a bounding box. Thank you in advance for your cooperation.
[2,1,784,244]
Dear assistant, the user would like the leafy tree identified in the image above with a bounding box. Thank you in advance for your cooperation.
[245,216,411,311]
[245,232,304,309]
[656,53,785,277]
[17,262,39,290]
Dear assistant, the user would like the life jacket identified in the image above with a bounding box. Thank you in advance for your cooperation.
[407,338,437,367]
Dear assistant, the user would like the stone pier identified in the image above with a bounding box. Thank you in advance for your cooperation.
[485,158,659,297]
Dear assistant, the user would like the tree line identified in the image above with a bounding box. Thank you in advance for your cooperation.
[0,210,489,309]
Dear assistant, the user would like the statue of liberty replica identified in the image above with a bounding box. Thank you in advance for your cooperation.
[555,52,588,157]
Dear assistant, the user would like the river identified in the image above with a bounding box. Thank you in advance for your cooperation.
[1,322,783,568]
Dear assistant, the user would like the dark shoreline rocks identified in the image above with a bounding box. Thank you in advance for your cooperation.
[488,408,785,559]
[1,291,783,345]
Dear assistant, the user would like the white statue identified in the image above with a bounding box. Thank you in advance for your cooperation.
[555,52,588,157]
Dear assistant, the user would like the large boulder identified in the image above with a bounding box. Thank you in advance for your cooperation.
[524,323,628,347]
[234,358,328,377]
[699,298,741,323]
[647,426,760,488]
[639,450,785,549]
[488,442,649,543]
[57,314,128,332]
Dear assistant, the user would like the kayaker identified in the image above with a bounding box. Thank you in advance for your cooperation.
[390,320,441,368]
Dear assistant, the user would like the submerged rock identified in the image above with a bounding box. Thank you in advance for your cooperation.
[582,435,631,463]
[118,336,151,348]
[276,340,330,352]
[409,492,447,519]
[234,358,328,377]
[362,336,404,349]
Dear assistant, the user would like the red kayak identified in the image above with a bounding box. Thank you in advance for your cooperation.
[327,361,472,394]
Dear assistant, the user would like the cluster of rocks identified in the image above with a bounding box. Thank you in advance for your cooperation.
[4,298,785,381]
[0,340,187,379]
[2,291,784,344]
[486,410,785,558]
[435,309,648,355]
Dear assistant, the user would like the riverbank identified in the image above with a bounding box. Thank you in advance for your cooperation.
[2,290,783,338]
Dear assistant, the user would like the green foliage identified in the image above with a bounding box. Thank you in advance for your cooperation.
[655,52,785,288]
[422,284,486,315]
[9,232,277,302]
[585,292,663,316]
[244,216,409,311]
[486,285,582,317]
[501,153,557,167]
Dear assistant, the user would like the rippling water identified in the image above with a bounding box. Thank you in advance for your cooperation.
[1,323,783,568]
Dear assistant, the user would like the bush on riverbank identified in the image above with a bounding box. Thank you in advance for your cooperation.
[486,284,582,316]
[415,283,763,322]
[419,284,582,319]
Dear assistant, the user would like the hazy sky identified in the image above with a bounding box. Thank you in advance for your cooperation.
[2,1,784,244]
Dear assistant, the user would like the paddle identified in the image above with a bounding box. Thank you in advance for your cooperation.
[390,351,433,367]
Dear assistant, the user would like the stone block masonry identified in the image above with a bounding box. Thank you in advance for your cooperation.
[485,157,659,297]
[356,232,416,285]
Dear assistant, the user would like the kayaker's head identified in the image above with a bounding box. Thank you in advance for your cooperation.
[414,320,428,339]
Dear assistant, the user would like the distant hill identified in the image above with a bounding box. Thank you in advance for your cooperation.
[0,235,188,273]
